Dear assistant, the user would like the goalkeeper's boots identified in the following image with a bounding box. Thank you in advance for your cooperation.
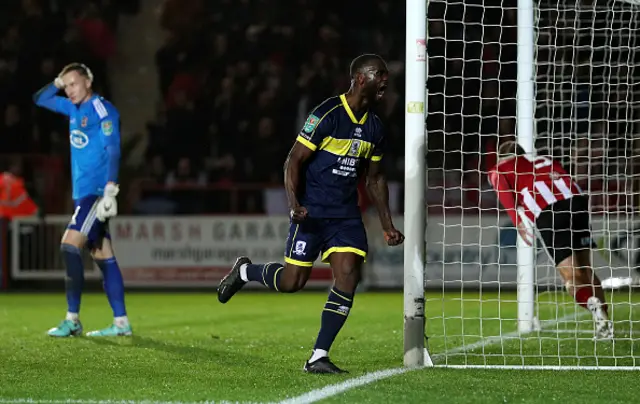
[303,357,348,374]
[86,323,133,337]
[217,256,250,304]
[47,319,83,337]
[587,296,614,340]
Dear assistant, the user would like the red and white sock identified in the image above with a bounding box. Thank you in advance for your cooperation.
[574,286,608,315]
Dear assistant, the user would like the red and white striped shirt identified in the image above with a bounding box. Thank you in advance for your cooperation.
[488,155,582,225]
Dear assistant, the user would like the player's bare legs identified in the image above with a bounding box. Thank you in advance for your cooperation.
[557,250,612,339]
[86,237,132,336]
[304,252,363,374]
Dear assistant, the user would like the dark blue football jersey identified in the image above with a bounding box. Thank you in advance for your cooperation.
[296,95,386,218]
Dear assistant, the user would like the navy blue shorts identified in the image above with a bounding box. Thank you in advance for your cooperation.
[284,217,368,267]
[67,195,110,248]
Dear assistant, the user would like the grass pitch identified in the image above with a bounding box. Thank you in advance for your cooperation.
[0,291,639,403]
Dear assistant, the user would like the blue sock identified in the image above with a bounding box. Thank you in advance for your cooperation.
[313,287,354,351]
[61,244,84,315]
[96,257,127,317]
[245,263,285,291]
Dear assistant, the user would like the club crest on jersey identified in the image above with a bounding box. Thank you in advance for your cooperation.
[102,120,113,136]
[303,114,319,134]
[70,130,89,149]
[294,241,307,255]
[81,116,88,127]
[348,140,361,157]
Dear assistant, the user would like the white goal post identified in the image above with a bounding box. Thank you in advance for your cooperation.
[405,0,640,369]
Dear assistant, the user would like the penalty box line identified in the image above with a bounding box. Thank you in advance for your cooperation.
[277,312,591,404]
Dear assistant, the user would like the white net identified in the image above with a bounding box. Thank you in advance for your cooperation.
[425,0,640,368]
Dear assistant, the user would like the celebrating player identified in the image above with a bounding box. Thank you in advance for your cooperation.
[217,54,404,373]
[34,63,131,337]
[488,141,613,339]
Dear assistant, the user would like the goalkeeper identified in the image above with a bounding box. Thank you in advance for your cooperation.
[34,63,131,337]
[488,141,613,339]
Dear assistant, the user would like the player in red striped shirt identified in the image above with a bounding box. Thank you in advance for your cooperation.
[489,141,613,339]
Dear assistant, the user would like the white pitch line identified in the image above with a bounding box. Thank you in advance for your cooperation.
[0,400,257,404]
[278,312,591,404]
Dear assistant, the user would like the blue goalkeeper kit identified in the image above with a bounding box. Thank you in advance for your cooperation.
[34,83,121,200]
[34,83,121,245]
[34,81,129,334]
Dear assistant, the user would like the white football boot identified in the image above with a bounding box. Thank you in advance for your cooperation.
[587,296,614,340]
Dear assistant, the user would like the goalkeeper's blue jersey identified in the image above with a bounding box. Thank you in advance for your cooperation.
[34,84,121,200]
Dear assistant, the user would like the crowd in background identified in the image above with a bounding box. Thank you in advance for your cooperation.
[0,0,638,215]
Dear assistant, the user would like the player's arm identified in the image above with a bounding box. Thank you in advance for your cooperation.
[365,134,404,246]
[95,107,121,221]
[32,81,73,116]
[284,143,313,221]
[284,110,331,222]
[99,111,121,185]
[488,169,519,227]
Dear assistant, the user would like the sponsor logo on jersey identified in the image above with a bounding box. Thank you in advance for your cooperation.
[70,130,89,149]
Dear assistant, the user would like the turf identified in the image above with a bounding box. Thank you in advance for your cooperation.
[0,291,638,403]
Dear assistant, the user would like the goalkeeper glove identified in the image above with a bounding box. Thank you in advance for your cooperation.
[54,76,65,89]
[96,183,119,222]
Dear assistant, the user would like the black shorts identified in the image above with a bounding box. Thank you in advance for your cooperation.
[535,195,594,266]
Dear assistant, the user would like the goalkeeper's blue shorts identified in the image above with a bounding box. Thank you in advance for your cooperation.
[67,195,111,248]
[284,217,368,267]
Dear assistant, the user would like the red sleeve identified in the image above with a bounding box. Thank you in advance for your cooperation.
[488,169,519,227]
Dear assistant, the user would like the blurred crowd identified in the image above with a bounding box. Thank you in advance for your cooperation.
[0,0,638,215]
[135,0,407,213]
[141,0,405,188]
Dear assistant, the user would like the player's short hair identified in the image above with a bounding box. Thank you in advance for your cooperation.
[60,63,94,82]
[349,54,386,78]
[498,140,526,159]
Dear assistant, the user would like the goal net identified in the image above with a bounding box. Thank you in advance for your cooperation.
[422,0,640,369]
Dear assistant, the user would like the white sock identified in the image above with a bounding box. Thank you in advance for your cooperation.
[66,312,79,323]
[239,263,249,282]
[309,349,328,363]
[114,316,129,327]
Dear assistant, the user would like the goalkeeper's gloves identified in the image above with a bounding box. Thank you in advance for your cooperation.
[96,183,119,222]
[54,76,65,89]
